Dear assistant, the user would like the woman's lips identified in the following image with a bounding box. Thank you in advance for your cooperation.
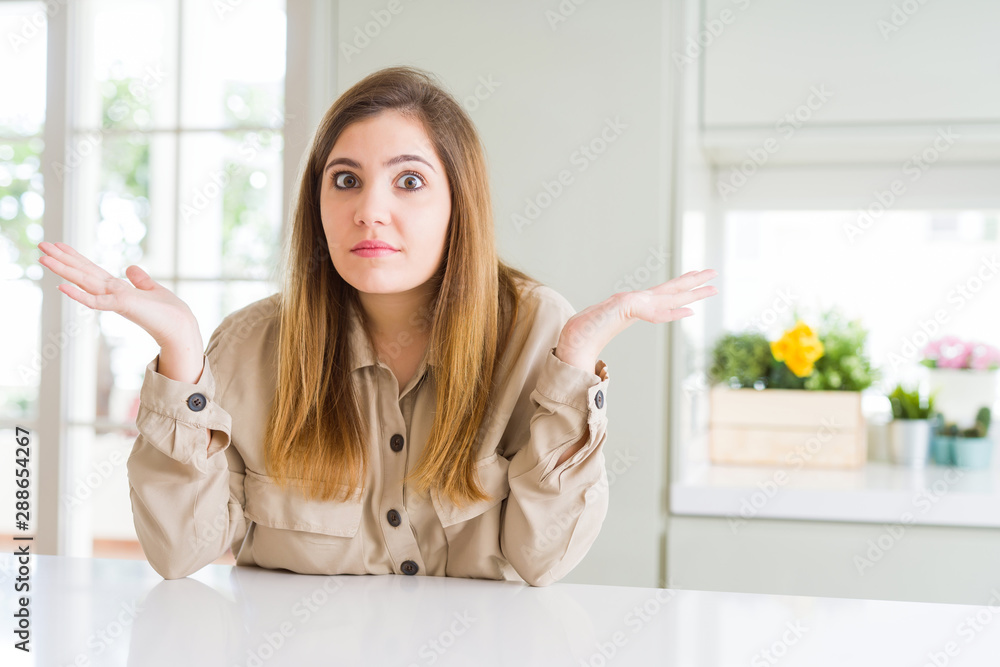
[351,247,398,258]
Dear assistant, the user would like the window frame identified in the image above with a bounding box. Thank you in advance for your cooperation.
[9,0,337,556]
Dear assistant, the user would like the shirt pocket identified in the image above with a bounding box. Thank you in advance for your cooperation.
[430,452,511,527]
[430,452,511,580]
[243,468,366,574]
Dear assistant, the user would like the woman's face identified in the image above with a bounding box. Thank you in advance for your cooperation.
[320,109,451,297]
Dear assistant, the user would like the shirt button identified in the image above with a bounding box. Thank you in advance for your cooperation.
[386,509,401,527]
[390,434,405,452]
[187,393,207,412]
[594,389,604,409]
[401,560,419,575]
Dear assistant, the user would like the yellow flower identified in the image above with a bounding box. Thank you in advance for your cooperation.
[771,320,825,377]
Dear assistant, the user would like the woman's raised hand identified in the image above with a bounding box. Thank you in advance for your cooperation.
[554,269,720,373]
[37,241,202,350]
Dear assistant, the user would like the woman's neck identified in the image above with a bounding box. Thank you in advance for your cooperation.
[356,283,436,342]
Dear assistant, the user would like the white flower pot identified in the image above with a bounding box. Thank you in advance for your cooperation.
[889,419,933,467]
[926,368,998,429]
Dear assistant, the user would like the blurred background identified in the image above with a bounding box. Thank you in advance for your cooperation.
[1,0,998,605]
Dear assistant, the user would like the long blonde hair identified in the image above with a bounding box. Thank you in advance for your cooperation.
[263,66,539,507]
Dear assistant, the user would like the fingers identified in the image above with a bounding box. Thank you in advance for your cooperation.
[635,285,715,314]
[39,241,116,281]
[125,265,156,291]
[39,253,115,297]
[667,285,718,309]
[650,269,719,295]
[626,280,718,323]
[56,282,117,311]
[38,241,123,296]
[627,292,695,323]
[38,242,127,310]
[52,241,88,261]
[57,283,93,307]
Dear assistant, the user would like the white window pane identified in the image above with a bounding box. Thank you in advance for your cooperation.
[721,209,1000,389]
[75,426,139,543]
[177,132,283,280]
[71,132,176,279]
[0,2,47,136]
[678,211,710,467]
[0,137,46,276]
[0,281,42,421]
[75,0,178,131]
[97,309,160,424]
[181,0,285,129]
[177,280,277,349]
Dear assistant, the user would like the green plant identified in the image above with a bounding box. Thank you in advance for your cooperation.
[940,406,992,438]
[888,383,938,419]
[707,306,879,392]
[707,331,773,388]
[800,309,879,391]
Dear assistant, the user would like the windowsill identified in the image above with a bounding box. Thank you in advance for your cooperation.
[671,455,1000,528]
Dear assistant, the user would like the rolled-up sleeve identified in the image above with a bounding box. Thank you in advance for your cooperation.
[501,295,611,587]
[126,323,247,580]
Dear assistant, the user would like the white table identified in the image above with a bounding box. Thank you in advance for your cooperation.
[2,553,1000,666]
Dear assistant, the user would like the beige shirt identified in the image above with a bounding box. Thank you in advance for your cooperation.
[126,282,610,586]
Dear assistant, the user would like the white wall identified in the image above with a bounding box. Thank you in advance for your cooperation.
[701,0,1000,128]
[313,0,677,588]
[698,0,1000,165]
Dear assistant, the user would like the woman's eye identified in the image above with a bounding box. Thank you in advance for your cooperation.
[334,172,358,188]
[396,172,425,190]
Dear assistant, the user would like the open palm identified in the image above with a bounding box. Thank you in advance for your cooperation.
[37,241,201,349]
[557,269,720,364]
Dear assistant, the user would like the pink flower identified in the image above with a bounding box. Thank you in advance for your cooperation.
[938,354,964,369]
[959,341,976,367]
[923,335,963,365]
[969,343,1000,370]
[923,337,1000,369]
[922,339,943,359]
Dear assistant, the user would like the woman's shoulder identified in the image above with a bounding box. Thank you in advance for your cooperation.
[514,278,578,325]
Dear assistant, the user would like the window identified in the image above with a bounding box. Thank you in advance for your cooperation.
[682,207,1000,467]
[670,161,1000,524]
[1,0,49,551]
[1,0,294,560]
[720,209,999,363]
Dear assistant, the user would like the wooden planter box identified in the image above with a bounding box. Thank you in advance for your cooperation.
[708,385,868,468]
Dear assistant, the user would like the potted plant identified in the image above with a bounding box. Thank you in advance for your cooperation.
[929,412,952,465]
[707,331,772,390]
[921,337,999,430]
[887,383,938,467]
[707,307,879,469]
[937,407,993,469]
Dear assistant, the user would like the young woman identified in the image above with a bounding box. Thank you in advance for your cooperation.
[37,66,718,586]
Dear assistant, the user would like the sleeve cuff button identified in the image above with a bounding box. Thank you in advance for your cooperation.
[594,389,604,409]
[187,392,207,412]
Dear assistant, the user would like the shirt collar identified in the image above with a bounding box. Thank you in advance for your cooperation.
[346,299,436,373]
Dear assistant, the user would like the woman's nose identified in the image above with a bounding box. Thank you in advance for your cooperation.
[354,181,391,227]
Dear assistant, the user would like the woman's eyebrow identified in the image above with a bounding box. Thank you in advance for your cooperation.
[324,154,436,174]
